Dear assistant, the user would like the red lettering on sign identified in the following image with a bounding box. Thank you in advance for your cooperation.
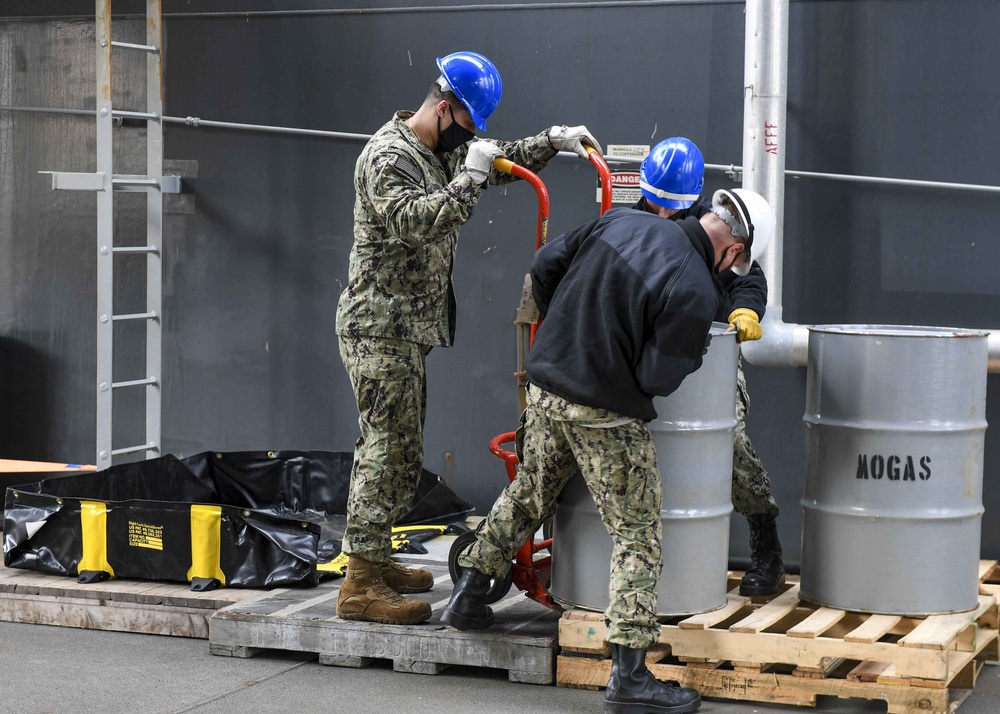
[764,121,779,155]
[607,172,641,187]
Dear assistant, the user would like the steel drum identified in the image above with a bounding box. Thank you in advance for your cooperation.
[800,325,988,615]
[549,325,738,616]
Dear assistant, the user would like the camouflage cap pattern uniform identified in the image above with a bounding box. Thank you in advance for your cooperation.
[460,385,664,649]
[336,111,557,347]
[732,358,779,518]
[336,111,558,563]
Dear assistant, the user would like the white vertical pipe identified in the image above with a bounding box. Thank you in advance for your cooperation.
[742,0,787,307]
[739,0,810,368]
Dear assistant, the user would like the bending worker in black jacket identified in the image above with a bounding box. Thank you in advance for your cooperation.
[443,137,775,714]
[632,137,784,597]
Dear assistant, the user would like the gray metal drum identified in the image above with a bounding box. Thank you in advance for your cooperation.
[549,325,738,617]
[801,325,988,615]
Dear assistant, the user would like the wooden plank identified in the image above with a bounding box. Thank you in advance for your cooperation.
[556,597,1000,682]
[653,623,954,679]
[786,607,846,638]
[558,613,609,655]
[0,565,25,581]
[896,625,996,681]
[899,595,994,650]
[792,657,845,678]
[844,614,902,643]
[76,579,181,604]
[557,609,958,678]
[124,582,207,605]
[977,560,998,582]
[216,589,306,618]
[979,596,1000,629]
[875,663,910,686]
[0,566,259,609]
[265,589,339,619]
[950,658,982,690]
[2,569,106,599]
[948,688,975,714]
[562,609,603,622]
[983,633,1000,662]
[161,588,247,611]
[11,572,77,596]
[557,655,954,712]
[677,591,748,630]
[645,644,671,664]
[556,656,613,692]
[212,569,559,685]
[209,643,265,658]
[729,584,801,634]
[0,458,95,472]
[847,660,890,683]
[212,609,556,684]
[980,582,1000,598]
[0,592,210,637]
[394,659,449,675]
[318,653,375,668]
[679,659,722,670]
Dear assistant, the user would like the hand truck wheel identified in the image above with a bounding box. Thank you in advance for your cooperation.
[448,529,514,604]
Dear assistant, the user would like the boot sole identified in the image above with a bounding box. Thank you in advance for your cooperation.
[603,694,701,714]
[391,584,433,594]
[440,607,494,631]
[337,611,431,625]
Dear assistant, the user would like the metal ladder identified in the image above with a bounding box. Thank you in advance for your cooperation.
[45,1,179,468]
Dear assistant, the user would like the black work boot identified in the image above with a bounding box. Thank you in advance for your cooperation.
[740,513,786,597]
[441,567,494,630]
[604,644,701,714]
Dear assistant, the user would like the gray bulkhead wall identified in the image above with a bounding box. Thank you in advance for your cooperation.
[1,1,999,563]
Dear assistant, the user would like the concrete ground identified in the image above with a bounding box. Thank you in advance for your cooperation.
[2,620,998,714]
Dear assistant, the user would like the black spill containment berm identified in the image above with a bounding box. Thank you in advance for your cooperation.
[2,450,473,590]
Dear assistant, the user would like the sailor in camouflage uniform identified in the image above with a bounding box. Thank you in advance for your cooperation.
[443,138,775,714]
[630,138,784,598]
[335,50,602,626]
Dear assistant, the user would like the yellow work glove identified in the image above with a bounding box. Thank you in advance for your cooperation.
[727,308,762,343]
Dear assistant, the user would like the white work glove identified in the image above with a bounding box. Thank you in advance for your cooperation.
[548,125,603,159]
[465,140,505,186]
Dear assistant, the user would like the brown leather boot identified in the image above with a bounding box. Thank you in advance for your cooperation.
[336,556,432,625]
[382,560,434,594]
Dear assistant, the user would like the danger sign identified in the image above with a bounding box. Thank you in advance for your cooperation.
[597,171,643,205]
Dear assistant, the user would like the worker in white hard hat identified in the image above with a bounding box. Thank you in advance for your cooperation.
[633,137,785,598]
[444,139,775,713]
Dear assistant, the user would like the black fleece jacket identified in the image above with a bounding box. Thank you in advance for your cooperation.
[634,196,768,321]
[525,207,719,421]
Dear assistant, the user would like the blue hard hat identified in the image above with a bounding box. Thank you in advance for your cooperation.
[436,51,503,132]
[639,137,705,210]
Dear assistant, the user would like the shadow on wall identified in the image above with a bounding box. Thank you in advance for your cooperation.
[0,337,49,459]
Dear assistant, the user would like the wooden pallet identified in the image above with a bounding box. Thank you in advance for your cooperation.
[557,561,1000,713]
[0,561,267,638]
[209,564,560,684]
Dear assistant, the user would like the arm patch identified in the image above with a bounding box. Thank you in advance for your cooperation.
[394,154,423,185]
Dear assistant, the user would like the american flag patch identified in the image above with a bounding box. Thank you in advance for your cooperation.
[394,154,423,184]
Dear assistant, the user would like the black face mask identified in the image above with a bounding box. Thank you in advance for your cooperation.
[436,106,475,153]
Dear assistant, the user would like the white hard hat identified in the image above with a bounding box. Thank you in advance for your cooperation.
[710,188,774,276]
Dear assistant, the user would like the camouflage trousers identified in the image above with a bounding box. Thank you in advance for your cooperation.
[732,358,779,519]
[460,385,663,649]
[338,335,430,563]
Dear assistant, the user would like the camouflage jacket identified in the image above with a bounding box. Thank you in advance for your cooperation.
[336,110,558,347]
